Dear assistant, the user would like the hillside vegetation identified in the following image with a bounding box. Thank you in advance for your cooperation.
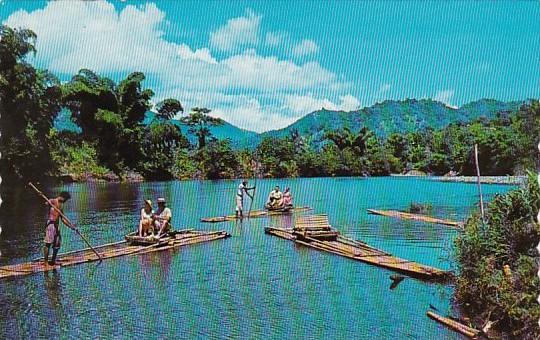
[455,173,540,339]
[1,25,538,182]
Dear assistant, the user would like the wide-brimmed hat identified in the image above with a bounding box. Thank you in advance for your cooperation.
[157,197,166,204]
[144,199,152,206]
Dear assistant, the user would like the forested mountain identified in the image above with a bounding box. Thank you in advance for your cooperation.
[261,99,525,147]
[56,98,526,149]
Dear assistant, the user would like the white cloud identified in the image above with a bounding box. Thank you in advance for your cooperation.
[212,98,298,133]
[4,1,173,74]
[209,9,260,52]
[434,89,457,108]
[3,2,354,132]
[177,44,217,64]
[219,51,342,91]
[292,39,319,57]
[284,94,361,114]
[265,31,287,47]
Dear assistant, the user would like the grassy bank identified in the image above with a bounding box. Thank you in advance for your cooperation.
[454,172,539,339]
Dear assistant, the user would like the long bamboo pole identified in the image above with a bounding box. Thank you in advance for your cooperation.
[248,152,258,219]
[28,182,103,262]
[474,144,485,222]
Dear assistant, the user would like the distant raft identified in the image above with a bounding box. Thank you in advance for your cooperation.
[367,209,463,228]
[265,214,452,282]
[200,206,312,223]
[0,229,230,280]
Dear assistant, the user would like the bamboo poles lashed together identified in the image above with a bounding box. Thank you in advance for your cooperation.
[28,182,103,262]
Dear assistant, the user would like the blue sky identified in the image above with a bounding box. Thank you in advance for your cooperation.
[1,1,538,132]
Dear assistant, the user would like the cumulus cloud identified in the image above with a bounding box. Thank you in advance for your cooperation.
[4,1,173,74]
[213,98,298,133]
[284,94,361,114]
[209,9,260,52]
[177,44,217,64]
[265,31,287,47]
[292,39,319,57]
[3,2,354,132]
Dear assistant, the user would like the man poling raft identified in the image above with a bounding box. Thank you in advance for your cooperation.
[235,180,256,219]
[43,190,71,266]
[28,182,102,265]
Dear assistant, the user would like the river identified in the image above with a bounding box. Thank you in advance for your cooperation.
[0,177,514,339]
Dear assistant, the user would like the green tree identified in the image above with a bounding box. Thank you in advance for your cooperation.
[256,136,298,177]
[155,98,184,120]
[181,107,223,149]
[455,173,540,339]
[62,70,154,175]
[0,25,62,180]
[194,139,239,179]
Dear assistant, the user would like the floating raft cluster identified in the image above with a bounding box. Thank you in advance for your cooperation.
[201,206,312,223]
[0,229,229,280]
[265,215,452,282]
[367,209,463,228]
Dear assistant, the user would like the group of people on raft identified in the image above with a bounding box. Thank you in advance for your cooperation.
[137,197,172,237]
[235,180,294,218]
[42,180,293,264]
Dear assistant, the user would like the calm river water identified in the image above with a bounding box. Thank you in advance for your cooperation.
[0,177,513,339]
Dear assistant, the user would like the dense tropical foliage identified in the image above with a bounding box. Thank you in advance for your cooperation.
[1,25,538,182]
[455,173,540,339]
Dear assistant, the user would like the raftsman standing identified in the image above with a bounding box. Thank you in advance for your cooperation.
[43,191,71,266]
[235,180,255,219]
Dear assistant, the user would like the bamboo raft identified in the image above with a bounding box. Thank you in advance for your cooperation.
[265,215,452,282]
[427,311,481,338]
[200,206,312,223]
[0,229,229,280]
[367,209,463,228]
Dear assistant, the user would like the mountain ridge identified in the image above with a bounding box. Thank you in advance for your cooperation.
[55,98,527,148]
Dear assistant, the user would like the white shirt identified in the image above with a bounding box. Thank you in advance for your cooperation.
[237,183,246,199]
[141,208,153,220]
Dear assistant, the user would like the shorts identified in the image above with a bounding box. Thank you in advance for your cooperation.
[235,196,243,212]
[44,221,61,249]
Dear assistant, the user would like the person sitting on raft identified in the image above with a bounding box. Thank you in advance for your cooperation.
[153,197,172,237]
[265,186,283,210]
[282,187,293,208]
[138,199,154,237]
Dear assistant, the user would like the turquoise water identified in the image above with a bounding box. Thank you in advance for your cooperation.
[0,177,513,339]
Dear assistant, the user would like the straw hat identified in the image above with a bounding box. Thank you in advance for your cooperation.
[144,199,152,206]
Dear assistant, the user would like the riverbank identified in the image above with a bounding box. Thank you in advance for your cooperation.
[454,174,539,339]
[56,172,527,185]
[58,171,144,183]
[432,176,525,185]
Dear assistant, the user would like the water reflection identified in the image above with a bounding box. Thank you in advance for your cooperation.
[0,178,516,339]
[137,250,173,288]
[43,270,65,317]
